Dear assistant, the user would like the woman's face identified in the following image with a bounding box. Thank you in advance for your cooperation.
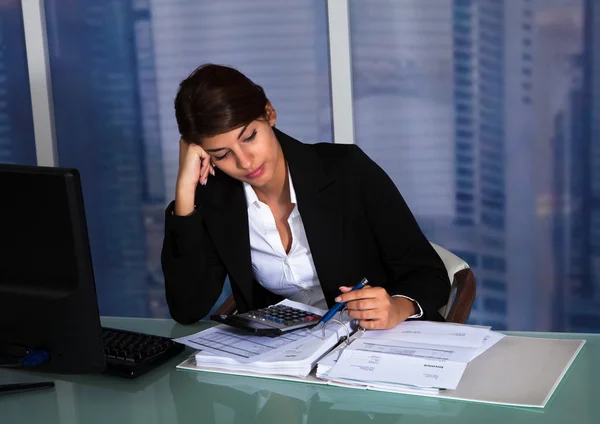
[201,105,281,188]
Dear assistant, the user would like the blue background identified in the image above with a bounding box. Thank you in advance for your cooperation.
[1,0,598,332]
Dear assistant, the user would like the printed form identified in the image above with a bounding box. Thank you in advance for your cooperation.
[324,321,503,390]
[173,299,340,364]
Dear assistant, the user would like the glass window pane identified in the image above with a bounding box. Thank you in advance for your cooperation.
[0,0,36,165]
[349,0,508,330]
[150,0,333,196]
[45,0,332,317]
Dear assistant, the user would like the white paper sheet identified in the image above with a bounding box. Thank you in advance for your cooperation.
[175,326,315,363]
[328,349,467,390]
[173,299,328,363]
[361,321,491,348]
[346,338,478,364]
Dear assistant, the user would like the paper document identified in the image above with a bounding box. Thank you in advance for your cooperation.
[362,321,491,348]
[174,299,353,376]
[328,349,467,390]
[176,325,315,363]
[174,299,332,363]
[317,321,503,391]
[345,338,477,364]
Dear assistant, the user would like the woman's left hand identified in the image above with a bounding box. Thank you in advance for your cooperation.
[334,285,417,330]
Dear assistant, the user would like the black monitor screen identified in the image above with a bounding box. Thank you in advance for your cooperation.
[0,170,77,295]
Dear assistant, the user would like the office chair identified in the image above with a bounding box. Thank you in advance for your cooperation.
[214,242,476,324]
[429,242,476,323]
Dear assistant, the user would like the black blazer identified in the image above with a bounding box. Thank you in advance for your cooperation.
[161,128,450,324]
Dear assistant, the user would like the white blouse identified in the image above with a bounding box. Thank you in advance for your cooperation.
[243,170,327,310]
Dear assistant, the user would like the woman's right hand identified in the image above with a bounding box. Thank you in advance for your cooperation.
[174,138,215,216]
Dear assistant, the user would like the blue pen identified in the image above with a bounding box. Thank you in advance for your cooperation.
[320,278,368,324]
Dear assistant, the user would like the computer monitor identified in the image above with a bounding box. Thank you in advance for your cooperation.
[0,164,105,374]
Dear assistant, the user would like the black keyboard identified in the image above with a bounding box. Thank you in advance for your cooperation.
[101,328,185,379]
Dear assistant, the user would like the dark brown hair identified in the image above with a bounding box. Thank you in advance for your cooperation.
[174,64,268,144]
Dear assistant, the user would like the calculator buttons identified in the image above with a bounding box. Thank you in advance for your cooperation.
[244,305,322,330]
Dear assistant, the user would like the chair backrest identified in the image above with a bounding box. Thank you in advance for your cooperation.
[215,242,477,323]
[429,242,476,323]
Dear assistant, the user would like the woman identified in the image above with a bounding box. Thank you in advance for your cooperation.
[161,64,450,329]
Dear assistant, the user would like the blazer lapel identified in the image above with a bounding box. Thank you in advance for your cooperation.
[277,129,346,306]
[204,174,255,308]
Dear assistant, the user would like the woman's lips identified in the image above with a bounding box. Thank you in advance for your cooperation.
[245,164,265,179]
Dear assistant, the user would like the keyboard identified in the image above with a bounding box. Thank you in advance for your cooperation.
[101,328,185,379]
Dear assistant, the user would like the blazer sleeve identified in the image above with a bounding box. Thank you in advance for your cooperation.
[161,201,227,324]
[349,145,451,320]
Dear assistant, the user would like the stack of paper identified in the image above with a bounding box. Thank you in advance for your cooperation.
[173,300,351,378]
[316,321,505,391]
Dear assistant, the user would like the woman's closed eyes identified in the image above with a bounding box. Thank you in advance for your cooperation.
[213,129,257,161]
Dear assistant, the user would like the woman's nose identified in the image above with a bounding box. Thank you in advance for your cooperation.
[236,150,253,170]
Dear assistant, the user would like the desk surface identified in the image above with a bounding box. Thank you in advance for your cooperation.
[1,318,597,424]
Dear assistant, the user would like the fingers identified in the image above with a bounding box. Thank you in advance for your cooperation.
[347,308,381,320]
[199,156,210,185]
[358,319,385,330]
[345,297,381,311]
[191,145,213,186]
[338,284,371,293]
[335,285,381,303]
[336,285,396,330]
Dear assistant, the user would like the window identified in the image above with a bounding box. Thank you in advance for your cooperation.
[456,116,473,126]
[454,51,472,61]
[456,129,474,139]
[45,0,332,317]
[456,179,475,190]
[484,298,507,314]
[482,199,504,210]
[482,212,505,229]
[454,217,475,227]
[453,11,472,22]
[452,251,478,267]
[0,0,36,165]
[456,153,473,163]
[482,278,506,291]
[457,167,474,177]
[456,104,473,114]
[456,192,474,202]
[457,142,473,152]
[454,38,472,49]
[456,205,474,214]
[482,255,506,272]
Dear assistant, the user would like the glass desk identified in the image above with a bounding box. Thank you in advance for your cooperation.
[1,317,597,424]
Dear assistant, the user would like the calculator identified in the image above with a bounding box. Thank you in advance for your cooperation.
[211,305,322,336]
